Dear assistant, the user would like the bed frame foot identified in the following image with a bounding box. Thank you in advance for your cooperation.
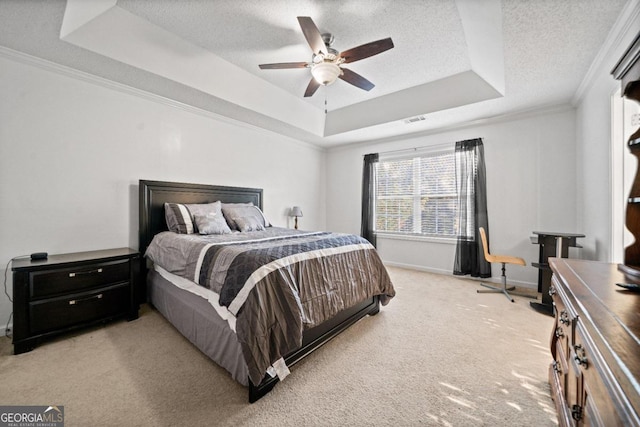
[249,378,278,403]
[368,298,380,316]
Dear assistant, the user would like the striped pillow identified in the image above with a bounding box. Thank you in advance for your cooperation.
[164,203,195,234]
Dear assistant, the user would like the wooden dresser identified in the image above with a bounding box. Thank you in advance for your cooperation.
[549,258,640,426]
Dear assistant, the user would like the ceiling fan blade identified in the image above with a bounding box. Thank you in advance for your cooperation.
[340,38,394,64]
[339,67,375,91]
[297,16,328,55]
[304,78,321,97]
[259,62,309,69]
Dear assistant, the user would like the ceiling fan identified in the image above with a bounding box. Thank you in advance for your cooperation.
[259,16,394,97]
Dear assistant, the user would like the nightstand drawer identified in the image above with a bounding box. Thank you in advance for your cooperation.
[30,259,130,299]
[12,248,139,354]
[29,283,129,334]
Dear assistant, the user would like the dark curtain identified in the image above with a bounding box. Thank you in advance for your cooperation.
[361,153,379,247]
[453,138,491,278]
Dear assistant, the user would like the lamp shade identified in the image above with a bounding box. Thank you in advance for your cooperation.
[311,62,341,86]
[290,206,303,217]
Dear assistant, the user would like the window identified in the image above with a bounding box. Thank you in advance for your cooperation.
[375,149,457,238]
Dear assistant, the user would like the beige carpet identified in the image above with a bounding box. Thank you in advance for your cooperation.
[0,267,557,426]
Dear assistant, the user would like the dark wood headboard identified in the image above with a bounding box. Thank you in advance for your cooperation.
[138,180,263,256]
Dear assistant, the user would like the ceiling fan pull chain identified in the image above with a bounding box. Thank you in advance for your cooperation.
[324,88,328,114]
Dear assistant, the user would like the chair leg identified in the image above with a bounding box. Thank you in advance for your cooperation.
[477,263,536,302]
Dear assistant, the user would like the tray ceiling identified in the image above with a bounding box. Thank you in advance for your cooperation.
[0,0,630,147]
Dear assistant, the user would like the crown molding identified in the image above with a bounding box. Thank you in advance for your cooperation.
[572,0,640,105]
[327,103,574,153]
[0,46,325,153]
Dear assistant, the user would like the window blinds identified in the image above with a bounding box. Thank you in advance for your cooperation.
[375,148,457,237]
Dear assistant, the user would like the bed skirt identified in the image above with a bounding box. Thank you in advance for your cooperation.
[147,268,250,386]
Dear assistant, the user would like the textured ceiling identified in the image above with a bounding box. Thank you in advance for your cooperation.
[118,0,473,110]
[0,0,631,147]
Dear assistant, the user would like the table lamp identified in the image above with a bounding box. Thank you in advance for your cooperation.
[290,206,303,229]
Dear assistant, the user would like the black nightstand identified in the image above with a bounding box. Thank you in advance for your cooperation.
[11,248,140,354]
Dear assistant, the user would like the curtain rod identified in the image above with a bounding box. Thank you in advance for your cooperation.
[373,141,453,157]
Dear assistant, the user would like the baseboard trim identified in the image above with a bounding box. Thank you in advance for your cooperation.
[383,260,452,276]
[382,260,538,290]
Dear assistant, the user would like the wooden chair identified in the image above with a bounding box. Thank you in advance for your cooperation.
[477,227,535,302]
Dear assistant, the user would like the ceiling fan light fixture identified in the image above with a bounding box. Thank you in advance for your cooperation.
[311,62,341,86]
[258,16,394,97]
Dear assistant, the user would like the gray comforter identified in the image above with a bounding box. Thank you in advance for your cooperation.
[145,227,395,386]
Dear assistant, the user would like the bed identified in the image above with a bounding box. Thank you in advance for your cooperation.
[138,179,394,402]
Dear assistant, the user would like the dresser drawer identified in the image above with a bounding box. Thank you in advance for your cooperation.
[551,276,576,355]
[553,298,572,356]
[572,322,628,426]
[29,283,129,334]
[551,343,570,404]
[30,259,130,299]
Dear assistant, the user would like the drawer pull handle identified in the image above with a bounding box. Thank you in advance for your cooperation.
[69,293,103,305]
[559,310,570,325]
[555,327,564,338]
[549,284,556,296]
[571,404,583,421]
[552,360,562,374]
[69,268,103,278]
[574,344,588,369]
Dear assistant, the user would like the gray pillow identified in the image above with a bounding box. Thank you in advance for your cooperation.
[164,201,225,234]
[193,212,232,235]
[221,203,270,230]
[164,203,195,234]
[186,202,223,233]
[235,216,265,232]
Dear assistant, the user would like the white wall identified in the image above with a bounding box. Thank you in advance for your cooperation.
[326,107,578,288]
[575,4,640,262]
[1,3,634,336]
[0,53,327,330]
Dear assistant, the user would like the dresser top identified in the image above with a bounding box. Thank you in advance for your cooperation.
[11,247,139,271]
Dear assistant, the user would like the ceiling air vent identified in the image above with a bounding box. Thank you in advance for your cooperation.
[404,115,426,124]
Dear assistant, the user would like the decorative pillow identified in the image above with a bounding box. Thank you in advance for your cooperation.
[186,202,223,233]
[221,203,270,230]
[164,203,195,234]
[235,216,265,232]
[193,213,232,235]
[165,201,225,234]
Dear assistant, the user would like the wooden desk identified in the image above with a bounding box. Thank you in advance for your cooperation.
[530,231,584,316]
